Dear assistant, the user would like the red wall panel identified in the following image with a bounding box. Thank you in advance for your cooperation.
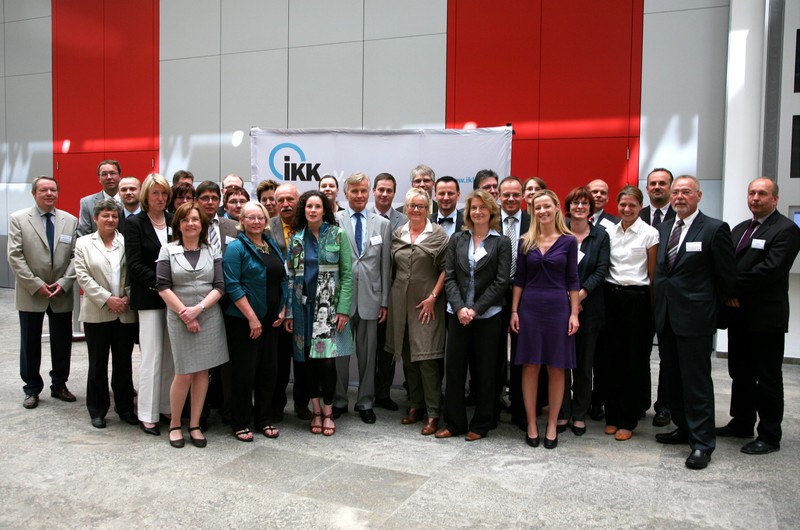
[52,0,159,217]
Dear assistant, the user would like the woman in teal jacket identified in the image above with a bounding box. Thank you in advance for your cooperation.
[223,202,288,442]
[285,190,353,436]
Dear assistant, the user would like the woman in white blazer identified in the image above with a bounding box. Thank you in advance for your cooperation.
[74,198,139,429]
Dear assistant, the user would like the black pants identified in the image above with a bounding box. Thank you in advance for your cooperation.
[304,348,337,405]
[19,308,72,396]
[444,314,501,436]
[226,315,278,431]
[728,322,785,445]
[604,284,652,430]
[273,327,309,414]
[84,320,136,419]
[561,330,599,422]
[375,318,396,399]
[658,317,715,453]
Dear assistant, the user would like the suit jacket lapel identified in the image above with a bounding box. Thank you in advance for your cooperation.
[473,235,497,273]
[674,213,704,267]
[28,208,49,249]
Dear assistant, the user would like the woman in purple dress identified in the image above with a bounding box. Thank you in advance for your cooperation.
[510,190,580,449]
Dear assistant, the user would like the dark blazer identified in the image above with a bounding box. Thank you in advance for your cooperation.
[726,210,800,332]
[124,210,173,310]
[430,209,465,235]
[444,231,512,316]
[566,221,610,333]
[593,209,620,229]
[653,211,736,336]
[639,205,675,227]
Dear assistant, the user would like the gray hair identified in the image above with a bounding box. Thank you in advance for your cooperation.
[404,187,430,208]
[344,172,370,193]
[93,198,122,218]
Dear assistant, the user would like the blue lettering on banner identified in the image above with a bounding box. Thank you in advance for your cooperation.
[268,142,322,181]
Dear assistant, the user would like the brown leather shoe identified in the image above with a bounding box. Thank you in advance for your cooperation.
[614,429,633,441]
[401,408,421,425]
[23,394,39,409]
[420,417,438,436]
[51,387,77,402]
[434,428,454,439]
[465,432,483,442]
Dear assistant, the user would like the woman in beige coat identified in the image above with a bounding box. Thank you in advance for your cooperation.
[385,188,449,435]
[74,198,138,429]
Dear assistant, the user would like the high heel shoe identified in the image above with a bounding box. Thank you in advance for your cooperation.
[525,424,540,447]
[544,434,558,449]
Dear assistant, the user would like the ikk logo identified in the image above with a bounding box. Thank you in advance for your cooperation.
[269,143,322,181]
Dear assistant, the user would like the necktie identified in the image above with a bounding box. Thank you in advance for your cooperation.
[45,212,55,262]
[652,208,663,226]
[505,217,517,277]
[437,217,453,225]
[209,219,220,254]
[354,212,363,254]
[666,219,684,269]
[735,219,760,254]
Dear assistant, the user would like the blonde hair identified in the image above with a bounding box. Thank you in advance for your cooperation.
[140,173,172,212]
[520,190,572,255]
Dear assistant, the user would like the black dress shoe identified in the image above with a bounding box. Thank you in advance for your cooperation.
[375,397,399,411]
[359,409,377,424]
[556,423,568,433]
[91,417,107,429]
[685,449,711,469]
[332,406,347,419]
[168,427,185,448]
[571,423,586,436]
[543,435,558,449]
[716,423,753,438]
[652,410,672,427]
[294,405,313,421]
[589,404,605,420]
[655,429,688,445]
[525,434,540,448]
[118,410,139,425]
[51,387,77,402]
[141,422,161,436]
[23,394,39,409]
[741,439,779,455]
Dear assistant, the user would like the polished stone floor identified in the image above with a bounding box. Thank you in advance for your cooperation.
[0,287,798,529]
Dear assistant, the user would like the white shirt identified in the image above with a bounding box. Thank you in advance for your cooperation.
[105,235,123,296]
[668,209,700,250]
[399,219,433,245]
[436,210,458,238]
[347,206,368,250]
[607,217,659,286]
[650,204,669,224]
[501,210,523,241]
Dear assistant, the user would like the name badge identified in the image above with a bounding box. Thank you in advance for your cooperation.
[751,238,765,250]
[167,245,184,255]
[686,241,702,252]
[474,246,488,261]
[599,218,616,230]
[370,235,382,246]
[225,236,236,244]
[577,250,585,264]
[58,234,73,244]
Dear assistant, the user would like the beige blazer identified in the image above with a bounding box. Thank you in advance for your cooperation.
[8,206,77,313]
[74,231,136,324]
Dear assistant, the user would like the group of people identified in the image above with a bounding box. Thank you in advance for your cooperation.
[8,161,799,470]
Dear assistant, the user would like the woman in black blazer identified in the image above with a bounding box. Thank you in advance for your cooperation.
[558,187,610,436]
[435,189,511,441]
[125,173,174,436]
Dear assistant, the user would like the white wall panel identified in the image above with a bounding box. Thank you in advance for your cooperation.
[160,0,221,60]
[0,24,5,74]
[5,73,52,184]
[0,0,4,24]
[288,0,363,47]
[639,6,729,185]
[645,0,729,14]
[288,42,363,128]
[4,17,50,75]
[4,0,48,22]
[363,35,446,129]
[160,56,221,182]
[222,0,288,53]
[220,49,289,181]
[364,0,446,40]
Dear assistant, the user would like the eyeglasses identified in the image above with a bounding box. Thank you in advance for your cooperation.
[243,215,266,222]
[412,178,433,185]
[99,171,119,177]
[670,189,696,197]
[571,201,590,207]
[481,184,499,190]
[406,203,428,211]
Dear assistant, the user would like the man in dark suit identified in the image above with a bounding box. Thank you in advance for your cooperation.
[588,179,621,229]
[498,177,530,427]
[638,168,676,427]
[718,177,800,455]
[8,176,78,409]
[430,176,464,235]
[270,183,312,421]
[398,164,438,215]
[474,169,500,201]
[119,176,141,221]
[653,175,736,470]
[371,173,406,410]
[77,160,122,236]
[217,173,244,217]
[333,173,392,423]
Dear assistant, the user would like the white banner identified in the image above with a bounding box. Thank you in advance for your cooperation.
[250,127,512,203]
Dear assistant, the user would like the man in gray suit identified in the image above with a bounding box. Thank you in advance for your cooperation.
[8,176,78,409]
[77,160,122,236]
[371,173,406,410]
[333,173,392,423]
